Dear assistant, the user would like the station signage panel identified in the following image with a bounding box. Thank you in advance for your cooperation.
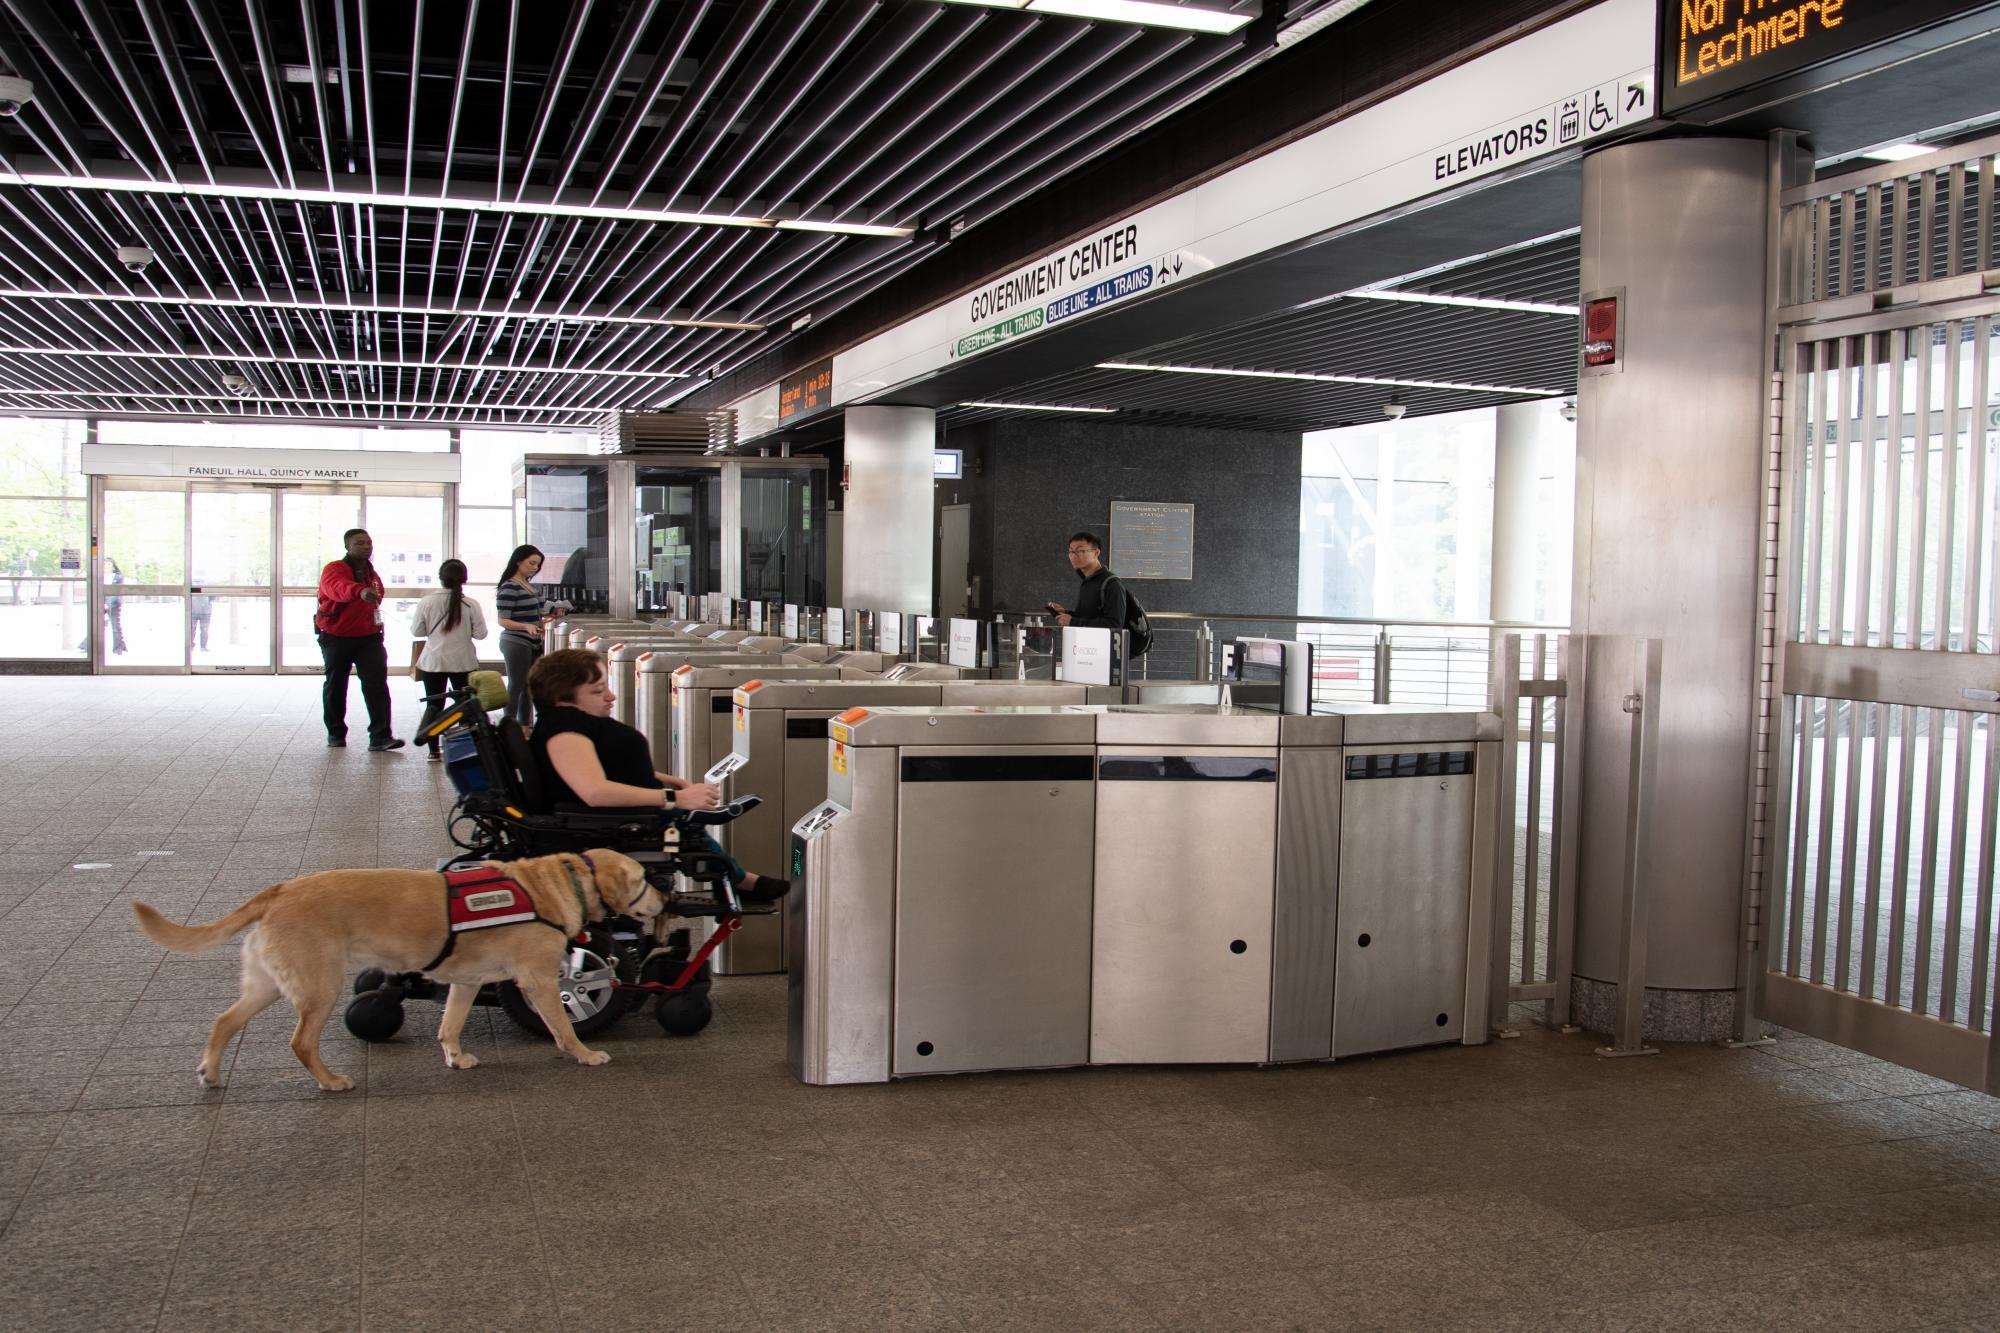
[1110,500,1196,581]
[1659,0,1987,115]
[777,358,833,422]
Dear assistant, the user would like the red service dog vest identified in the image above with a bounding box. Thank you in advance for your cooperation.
[420,867,570,973]
[443,868,540,933]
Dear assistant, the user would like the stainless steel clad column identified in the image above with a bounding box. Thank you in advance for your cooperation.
[1574,138,1768,1034]
[842,406,934,611]
[1269,714,1345,1062]
[1090,709,1281,1064]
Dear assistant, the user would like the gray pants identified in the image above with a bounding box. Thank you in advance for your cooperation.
[499,635,539,727]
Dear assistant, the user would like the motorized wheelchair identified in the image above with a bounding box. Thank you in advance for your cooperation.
[342,684,769,1045]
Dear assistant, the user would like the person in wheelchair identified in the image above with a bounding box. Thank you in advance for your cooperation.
[526,648,789,902]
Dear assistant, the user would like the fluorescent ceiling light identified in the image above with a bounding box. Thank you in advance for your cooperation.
[0,344,690,379]
[961,400,1117,413]
[1859,143,1937,162]
[1355,291,1578,317]
[0,386,603,413]
[941,0,1252,34]
[0,169,914,239]
[1098,361,1561,396]
[0,285,765,330]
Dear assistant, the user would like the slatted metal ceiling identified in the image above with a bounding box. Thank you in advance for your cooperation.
[0,0,1347,427]
[944,231,1582,433]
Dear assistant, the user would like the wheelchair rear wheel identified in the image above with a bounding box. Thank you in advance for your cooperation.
[498,940,632,1040]
[344,988,406,1042]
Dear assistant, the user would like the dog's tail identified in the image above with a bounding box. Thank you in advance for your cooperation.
[132,885,283,954]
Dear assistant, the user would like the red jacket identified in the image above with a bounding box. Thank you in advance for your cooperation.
[316,558,384,636]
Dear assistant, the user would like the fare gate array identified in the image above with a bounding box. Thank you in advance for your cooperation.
[788,703,1500,1084]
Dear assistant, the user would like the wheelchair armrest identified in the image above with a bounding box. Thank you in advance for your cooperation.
[550,803,665,829]
[678,794,763,827]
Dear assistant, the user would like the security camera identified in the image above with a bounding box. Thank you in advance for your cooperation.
[1559,398,1578,423]
[1382,400,1407,421]
[0,75,32,118]
[220,372,250,397]
[115,245,155,273]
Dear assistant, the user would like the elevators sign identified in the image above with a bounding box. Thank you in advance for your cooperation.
[1109,501,1194,580]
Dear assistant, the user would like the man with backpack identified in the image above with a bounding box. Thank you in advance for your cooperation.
[1047,530,1150,656]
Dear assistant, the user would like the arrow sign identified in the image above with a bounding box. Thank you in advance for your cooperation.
[1625,83,1645,113]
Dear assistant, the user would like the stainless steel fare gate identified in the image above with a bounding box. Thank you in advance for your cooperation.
[1761,256,2000,1086]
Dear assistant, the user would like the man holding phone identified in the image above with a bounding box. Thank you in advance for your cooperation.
[1047,531,1129,630]
[316,527,404,752]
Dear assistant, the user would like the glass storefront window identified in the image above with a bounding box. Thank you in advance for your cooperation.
[0,578,85,659]
[104,489,187,586]
[457,507,516,588]
[635,468,720,612]
[459,429,592,506]
[522,462,609,614]
[741,467,826,608]
[282,491,364,586]
[0,418,86,497]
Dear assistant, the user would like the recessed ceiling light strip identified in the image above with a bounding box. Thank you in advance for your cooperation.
[0,385,608,413]
[960,400,1117,413]
[939,0,1252,35]
[0,168,915,238]
[0,343,690,379]
[1097,361,1562,396]
[1354,291,1579,316]
[0,285,765,331]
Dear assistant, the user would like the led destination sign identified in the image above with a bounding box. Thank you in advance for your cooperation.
[778,359,833,422]
[1660,0,1984,115]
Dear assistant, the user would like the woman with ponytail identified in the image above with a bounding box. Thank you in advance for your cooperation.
[408,559,489,761]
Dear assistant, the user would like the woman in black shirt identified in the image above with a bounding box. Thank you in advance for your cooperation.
[526,648,787,900]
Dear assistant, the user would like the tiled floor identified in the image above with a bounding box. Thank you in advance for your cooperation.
[1,676,1998,1332]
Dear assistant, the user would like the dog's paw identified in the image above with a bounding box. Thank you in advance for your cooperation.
[195,1068,222,1089]
[574,1048,611,1067]
[317,1073,356,1092]
[444,1050,479,1070]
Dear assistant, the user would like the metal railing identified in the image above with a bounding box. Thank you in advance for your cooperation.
[1487,631,1583,1035]
[1144,611,1565,709]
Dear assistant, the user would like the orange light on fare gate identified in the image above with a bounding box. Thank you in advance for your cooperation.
[835,707,870,724]
[672,664,694,676]
[638,652,653,661]
[610,642,625,652]
[741,680,765,693]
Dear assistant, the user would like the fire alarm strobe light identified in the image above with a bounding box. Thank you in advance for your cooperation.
[1583,297,1619,367]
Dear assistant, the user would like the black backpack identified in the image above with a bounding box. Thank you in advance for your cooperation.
[1111,577,1152,657]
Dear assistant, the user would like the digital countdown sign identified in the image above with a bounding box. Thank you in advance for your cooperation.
[777,358,833,423]
[1659,0,1982,115]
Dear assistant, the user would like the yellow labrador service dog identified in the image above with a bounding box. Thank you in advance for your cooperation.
[132,850,659,1091]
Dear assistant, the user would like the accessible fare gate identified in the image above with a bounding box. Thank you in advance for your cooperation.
[1759,133,2000,1089]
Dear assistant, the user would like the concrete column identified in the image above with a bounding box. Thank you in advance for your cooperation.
[1571,137,1768,1039]
[1490,402,1547,623]
[841,406,935,611]
[720,460,743,600]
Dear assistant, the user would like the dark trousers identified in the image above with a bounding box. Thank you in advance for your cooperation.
[320,631,392,741]
[416,670,470,754]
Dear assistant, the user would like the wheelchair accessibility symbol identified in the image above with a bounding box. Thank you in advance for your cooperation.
[1587,89,1613,134]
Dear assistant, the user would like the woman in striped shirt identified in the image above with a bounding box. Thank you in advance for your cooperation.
[494,545,548,728]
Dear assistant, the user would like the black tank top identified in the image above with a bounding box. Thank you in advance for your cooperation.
[529,707,661,809]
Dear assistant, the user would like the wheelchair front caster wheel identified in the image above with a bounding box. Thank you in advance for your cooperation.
[344,989,406,1042]
[655,991,713,1036]
[352,968,387,996]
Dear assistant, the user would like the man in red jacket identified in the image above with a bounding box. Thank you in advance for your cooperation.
[316,528,403,751]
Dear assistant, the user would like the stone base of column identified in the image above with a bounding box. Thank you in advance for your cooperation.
[1569,977,1776,1043]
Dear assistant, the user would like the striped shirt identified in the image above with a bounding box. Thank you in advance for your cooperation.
[494,579,546,645]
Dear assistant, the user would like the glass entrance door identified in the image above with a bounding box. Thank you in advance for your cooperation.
[95,480,448,674]
[190,488,273,671]
[280,489,363,673]
[99,483,188,670]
